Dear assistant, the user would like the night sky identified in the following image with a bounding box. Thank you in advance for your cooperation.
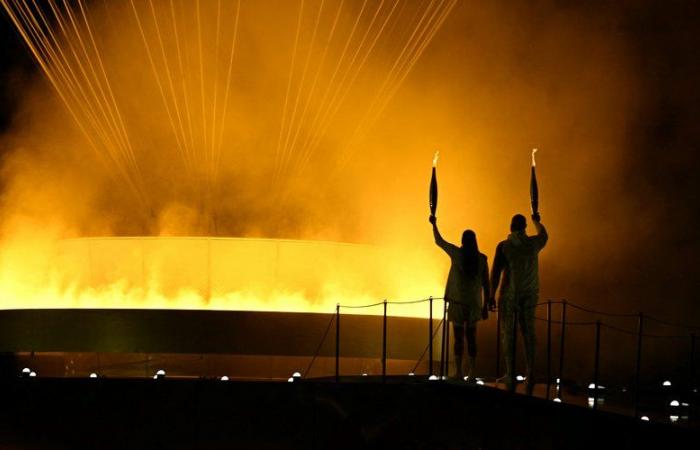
[1,0,699,327]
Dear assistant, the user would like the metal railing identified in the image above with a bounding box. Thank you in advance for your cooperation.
[304,296,699,424]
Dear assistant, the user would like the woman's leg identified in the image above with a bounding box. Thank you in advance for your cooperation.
[466,324,478,379]
[453,322,465,378]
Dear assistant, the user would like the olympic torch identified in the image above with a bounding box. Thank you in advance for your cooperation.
[430,151,439,218]
[530,148,539,215]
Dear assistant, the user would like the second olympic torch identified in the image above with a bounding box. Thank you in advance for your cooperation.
[430,151,439,217]
[530,148,539,215]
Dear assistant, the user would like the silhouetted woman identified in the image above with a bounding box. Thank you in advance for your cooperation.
[429,215,490,379]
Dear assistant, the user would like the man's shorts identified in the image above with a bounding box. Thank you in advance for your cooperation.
[499,292,538,321]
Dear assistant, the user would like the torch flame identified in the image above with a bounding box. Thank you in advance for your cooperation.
[432,150,440,167]
[531,148,538,167]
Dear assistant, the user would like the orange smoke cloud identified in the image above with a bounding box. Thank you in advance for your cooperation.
[0,1,640,316]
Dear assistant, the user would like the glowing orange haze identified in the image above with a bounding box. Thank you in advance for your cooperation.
[0,1,639,316]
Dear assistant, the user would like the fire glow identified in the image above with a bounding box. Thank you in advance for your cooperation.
[0,0,464,316]
[0,1,641,318]
[0,236,443,316]
[0,1,456,316]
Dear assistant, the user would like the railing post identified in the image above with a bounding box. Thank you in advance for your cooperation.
[440,300,447,378]
[496,300,501,378]
[511,309,517,391]
[691,334,696,390]
[689,333,695,428]
[335,303,340,383]
[593,320,601,410]
[382,299,388,383]
[559,300,567,398]
[546,300,552,399]
[688,333,697,428]
[634,312,644,417]
[428,296,434,376]
[445,309,451,378]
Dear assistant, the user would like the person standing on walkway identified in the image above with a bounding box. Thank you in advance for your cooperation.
[490,212,548,394]
[430,215,491,380]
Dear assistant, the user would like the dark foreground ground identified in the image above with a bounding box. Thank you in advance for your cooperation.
[0,376,696,450]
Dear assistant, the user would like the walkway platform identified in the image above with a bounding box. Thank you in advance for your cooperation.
[1,376,695,450]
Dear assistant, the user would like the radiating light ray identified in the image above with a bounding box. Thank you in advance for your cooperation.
[1,0,455,230]
[277,0,345,189]
[372,0,457,119]
[170,0,198,181]
[278,0,326,183]
[208,0,222,194]
[213,0,241,187]
[290,0,369,183]
[147,0,196,179]
[56,0,140,177]
[273,0,306,188]
[49,0,126,156]
[76,0,145,192]
[4,0,147,207]
[12,0,114,155]
[292,0,402,183]
[0,1,106,164]
[336,0,457,172]
[350,0,441,139]
[196,0,208,173]
[130,0,191,184]
[40,0,133,172]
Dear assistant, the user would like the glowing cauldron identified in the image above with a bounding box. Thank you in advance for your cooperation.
[36,237,440,317]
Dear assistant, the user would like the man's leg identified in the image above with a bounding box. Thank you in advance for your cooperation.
[519,294,538,395]
[465,324,477,379]
[453,322,465,379]
[500,296,516,391]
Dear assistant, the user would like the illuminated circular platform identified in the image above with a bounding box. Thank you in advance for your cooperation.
[1,237,445,379]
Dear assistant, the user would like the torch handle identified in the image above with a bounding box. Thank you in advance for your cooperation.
[430,167,438,217]
[530,166,539,215]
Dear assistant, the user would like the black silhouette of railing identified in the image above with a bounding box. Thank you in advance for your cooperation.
[304,296,699,425]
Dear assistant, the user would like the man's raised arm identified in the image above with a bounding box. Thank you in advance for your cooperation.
[531,213,548,250]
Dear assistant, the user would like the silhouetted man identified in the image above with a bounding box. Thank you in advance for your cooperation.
[490,212,547,394]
